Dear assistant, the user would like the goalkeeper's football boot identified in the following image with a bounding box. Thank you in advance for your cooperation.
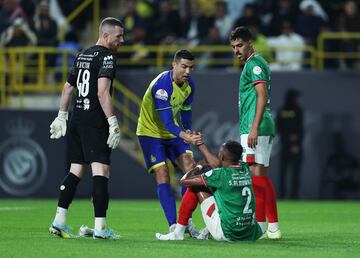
[185,218,200,238]
[267,229,282,240]
[78,225,94,237]
[49,222,76,238]
[155,231,184,241]
[93,227,121,239]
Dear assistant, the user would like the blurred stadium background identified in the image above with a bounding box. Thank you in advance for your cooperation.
[0,0,359,201]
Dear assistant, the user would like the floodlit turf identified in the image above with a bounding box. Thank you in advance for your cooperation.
[0,200,359,258]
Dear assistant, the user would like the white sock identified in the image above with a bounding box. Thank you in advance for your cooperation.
[174,223,186,236]
[258,222,267,234]
[54,207,67,226]
[95,217,107,231]
[268,222,280,232]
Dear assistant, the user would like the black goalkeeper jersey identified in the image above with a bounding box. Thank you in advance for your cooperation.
[67,45,117,127]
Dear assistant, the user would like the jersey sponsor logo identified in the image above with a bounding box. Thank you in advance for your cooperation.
[83,98,90,110]
[103,55,114,69]
[252,66,262,75]
[155,89,168,101]
[104,55,113,61]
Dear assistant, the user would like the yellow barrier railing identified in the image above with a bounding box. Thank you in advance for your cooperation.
[317,32,360,69]
[112,80,144,165]
[0,47,77,108]
[117,45,316,70]
[59,0,100,43]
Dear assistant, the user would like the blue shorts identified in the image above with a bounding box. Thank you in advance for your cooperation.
[138,136,193,173]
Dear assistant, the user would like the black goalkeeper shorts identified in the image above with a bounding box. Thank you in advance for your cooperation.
[68,124,111,165]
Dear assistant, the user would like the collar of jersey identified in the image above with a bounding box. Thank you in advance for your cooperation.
[245,52,255,62]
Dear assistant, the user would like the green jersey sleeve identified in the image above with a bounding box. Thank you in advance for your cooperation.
[247,61,267,84]
[202,168,222,189]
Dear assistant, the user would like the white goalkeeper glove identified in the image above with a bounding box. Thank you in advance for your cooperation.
[107,116,121,149]
[50,111,68,139]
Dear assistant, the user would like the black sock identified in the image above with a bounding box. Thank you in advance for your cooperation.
[58,173,80,209]
[92,176,109,217]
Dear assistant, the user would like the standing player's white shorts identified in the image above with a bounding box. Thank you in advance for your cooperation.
[200,196,231,242]
[240,134,273,167]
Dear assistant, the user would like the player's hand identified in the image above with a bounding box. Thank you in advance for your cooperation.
[183,130,193,144]
[50,111,68,139]
[248,128,258,148]
[107,116,121,149]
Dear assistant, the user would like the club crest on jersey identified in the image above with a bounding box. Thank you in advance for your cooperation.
[252,66,262,75]
[155,89,168,101]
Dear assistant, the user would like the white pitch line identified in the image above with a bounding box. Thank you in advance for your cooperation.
[0,207,32,211]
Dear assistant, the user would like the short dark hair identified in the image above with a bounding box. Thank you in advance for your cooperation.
[99,17,124,36]
[173,49,195,63]
[223,140,243,162]
[229,26,253,42]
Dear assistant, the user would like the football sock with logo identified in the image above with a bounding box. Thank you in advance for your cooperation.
[178,188,198,225]
[264,176,279,223]
[57,172,80,209]
[252,176,266,223]
[157,183,177,226]
[92,176,109,218]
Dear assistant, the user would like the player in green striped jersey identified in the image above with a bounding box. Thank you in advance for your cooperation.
[229,26,281,239]
[156,140,263,242]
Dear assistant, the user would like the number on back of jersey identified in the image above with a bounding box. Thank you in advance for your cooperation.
[77,69,90,97]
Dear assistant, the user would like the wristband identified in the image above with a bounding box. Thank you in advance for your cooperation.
[196,164,203,170]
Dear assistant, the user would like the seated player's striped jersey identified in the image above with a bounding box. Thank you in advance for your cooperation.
[136,70,194,139]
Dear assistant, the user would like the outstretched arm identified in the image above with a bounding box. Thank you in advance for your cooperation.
[198,143,221,168]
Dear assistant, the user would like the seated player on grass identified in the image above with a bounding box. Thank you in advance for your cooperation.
[156,139,264,241]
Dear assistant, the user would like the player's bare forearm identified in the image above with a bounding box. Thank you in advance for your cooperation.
[252,83,268,131]
[180,174,205,187]
[59,82,74,111]
[198,144,221,168]
[98,77,115,118]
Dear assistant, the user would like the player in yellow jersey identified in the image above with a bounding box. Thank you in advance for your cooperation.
[137,50,201,235]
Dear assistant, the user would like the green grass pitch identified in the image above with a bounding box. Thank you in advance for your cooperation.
[0,200,359,258]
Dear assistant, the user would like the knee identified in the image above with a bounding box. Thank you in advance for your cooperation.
[154,166,170,184]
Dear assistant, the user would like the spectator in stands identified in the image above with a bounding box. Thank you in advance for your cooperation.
[267,20,305,71]
[120,0,145,44]
[337,0,360,69]
[0,17,37,47]
[0,0,27,33]
[181,1,213,47]
[225,0,256,22]
[148,0,181,44]
[197,26,228,69]
[248,22,269,61]
[212,1,233,43]
[32,1,58,47]
[266,0,299,36]
[338,0,360,32]
[296,0,326,45]
[55,30,81,82]
[233,3,262,34]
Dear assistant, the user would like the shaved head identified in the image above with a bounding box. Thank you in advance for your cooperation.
[99,17,123,37]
